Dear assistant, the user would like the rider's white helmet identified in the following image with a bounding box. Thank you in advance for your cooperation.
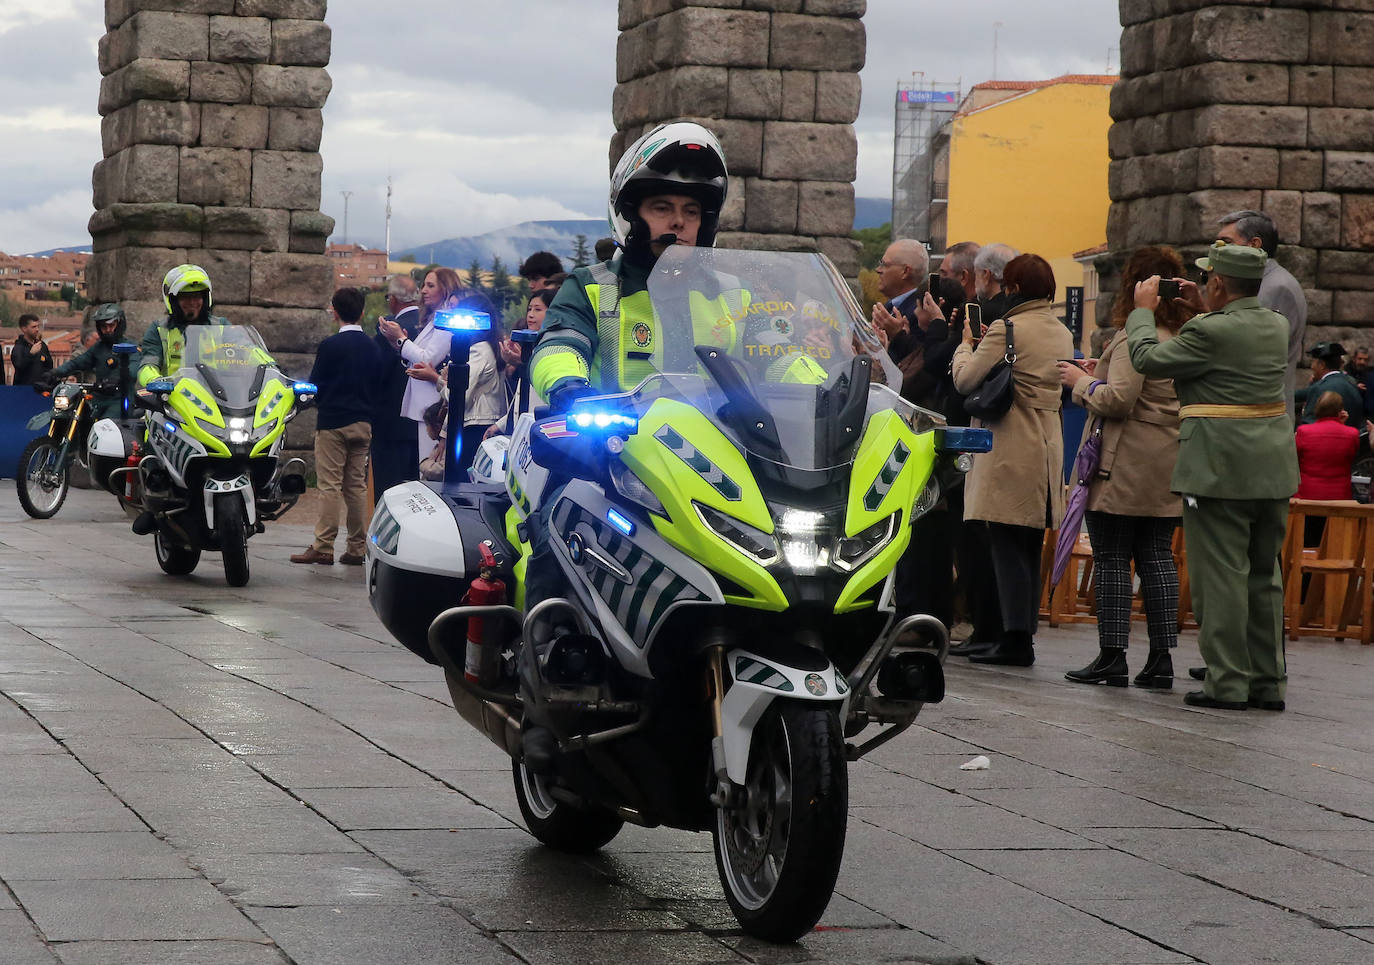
[608,122,728,251]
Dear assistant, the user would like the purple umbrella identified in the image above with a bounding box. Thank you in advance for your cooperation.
[1051,422,1103,587]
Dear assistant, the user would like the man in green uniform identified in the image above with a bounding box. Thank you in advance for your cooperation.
[40,303,134,419]
[1127,243,1299,711]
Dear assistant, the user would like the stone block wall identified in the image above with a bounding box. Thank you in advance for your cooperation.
[613,0,866,277]
[89,0,336,384]
[1103,1,1374,350]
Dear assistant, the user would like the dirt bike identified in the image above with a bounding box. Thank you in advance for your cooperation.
[97,324,311,587]
[16,343,138,519]
[365,248,991,941]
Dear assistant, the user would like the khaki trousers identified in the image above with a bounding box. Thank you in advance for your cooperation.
[313,421,372,556]
[1182,496,1288,704]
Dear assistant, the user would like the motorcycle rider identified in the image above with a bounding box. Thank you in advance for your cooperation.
[38,304,134,419]
[137,264,233,386]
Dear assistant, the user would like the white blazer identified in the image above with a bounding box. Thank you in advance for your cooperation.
[396,320,451,421]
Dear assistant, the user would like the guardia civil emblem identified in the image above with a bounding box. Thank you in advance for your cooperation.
[631,322,653,349]
[772,317,792,336]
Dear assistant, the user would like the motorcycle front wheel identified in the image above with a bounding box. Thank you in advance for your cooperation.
[215,493,250,587]
[713,700,848,943]
[512,759,623,853]
[154,526,200,576]
[17,438,69,519]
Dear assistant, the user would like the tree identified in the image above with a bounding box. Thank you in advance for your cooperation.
[488,256,514,312]
[857,269,883,322]
[853,222,892,272]
[362,290,389,334]
[398,252,417,263]
[465,258,485,292]
[570,234,592,268]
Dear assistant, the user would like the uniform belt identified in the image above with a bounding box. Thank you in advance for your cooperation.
[1178,402,1286,420]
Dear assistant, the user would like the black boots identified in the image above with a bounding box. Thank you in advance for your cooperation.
[967,632,1034,667]
[1065,648,1128,686]
[1133,649,1173,689]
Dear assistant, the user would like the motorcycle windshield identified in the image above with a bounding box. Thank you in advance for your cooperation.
[176,325,277,410]
[606,247,921,473]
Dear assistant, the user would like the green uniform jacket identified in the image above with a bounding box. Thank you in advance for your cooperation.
[52,342,133,419]
[531,256,750,400]
[1126,298,1298,500]
[137,315,230,385]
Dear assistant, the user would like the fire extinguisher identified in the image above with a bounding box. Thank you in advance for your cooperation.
[464,542,506,686]
[123,440,142,505]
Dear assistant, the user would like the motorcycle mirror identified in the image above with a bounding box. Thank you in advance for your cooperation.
[112,342,139,355]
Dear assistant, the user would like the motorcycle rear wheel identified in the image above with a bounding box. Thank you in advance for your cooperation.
[17,438,69,519]
[713,700,847,943]
[512,759,623,853]
[216,493,250,587]
[154,526,200,576]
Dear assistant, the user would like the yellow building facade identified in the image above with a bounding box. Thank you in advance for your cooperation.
[943,76,1115,307]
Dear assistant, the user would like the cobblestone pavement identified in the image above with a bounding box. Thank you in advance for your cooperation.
[1,483,1372,965]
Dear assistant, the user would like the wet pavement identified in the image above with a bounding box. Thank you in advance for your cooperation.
[0,482,1371,965]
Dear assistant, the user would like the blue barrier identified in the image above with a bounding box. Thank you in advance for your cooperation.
[0,386,52,478]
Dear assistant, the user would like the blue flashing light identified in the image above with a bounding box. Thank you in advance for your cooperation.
[433,309,492,333]
[164,422,178,434]
[147,379,176,393]
[568,409,639,433]
[607,508,636,537]
[936,426,993,453]
[293,381,319,395]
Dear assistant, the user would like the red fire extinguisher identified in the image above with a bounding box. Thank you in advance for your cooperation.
[123,441,142,505]
[464,543,506,685]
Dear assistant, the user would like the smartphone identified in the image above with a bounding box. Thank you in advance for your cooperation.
[1157,278,1181,299]
[966,302,983,339]
[927,272,941,297]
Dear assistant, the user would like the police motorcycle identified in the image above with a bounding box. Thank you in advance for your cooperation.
[91,324,312,587]
[16,343,139,519]
[366,248,991,941]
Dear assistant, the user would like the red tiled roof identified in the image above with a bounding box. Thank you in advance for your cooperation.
[1073,243,1110,259]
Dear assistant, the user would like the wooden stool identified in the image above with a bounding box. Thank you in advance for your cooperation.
[1040,529,1097,627]
[1282,499,1374,645]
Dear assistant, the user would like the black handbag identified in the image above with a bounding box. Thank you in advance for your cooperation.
[961,318,1017,421]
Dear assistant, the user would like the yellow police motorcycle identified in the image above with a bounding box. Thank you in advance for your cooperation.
[367,249,990,941]
[112,325,312,586]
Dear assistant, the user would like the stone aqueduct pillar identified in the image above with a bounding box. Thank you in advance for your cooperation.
[89,0,336,387]
[613,0,867,276]
[1105,1,1374,346]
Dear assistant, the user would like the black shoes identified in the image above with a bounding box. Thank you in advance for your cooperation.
[968,634,1035,667]
[1188,666,1206,681]
[131,511,156,535]
[949,639,995,657]
[1184,690,1247,711]
[1065,649,1128,686]
[1133,650,1174,689]
[1248,697,1286,711]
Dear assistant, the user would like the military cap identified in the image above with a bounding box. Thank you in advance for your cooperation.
[1308,342,1346,361]
[1194,241,1267,279]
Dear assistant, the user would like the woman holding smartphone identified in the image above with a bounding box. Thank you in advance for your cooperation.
[380,267,461,460]
[1055,246,1188,688]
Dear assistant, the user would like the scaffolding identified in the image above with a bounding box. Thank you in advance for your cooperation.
[891,79,962,252]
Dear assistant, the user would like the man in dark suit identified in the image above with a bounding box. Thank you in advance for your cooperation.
[370,274,421,501]
[11,315,53,386]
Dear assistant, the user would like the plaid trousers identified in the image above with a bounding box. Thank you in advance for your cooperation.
[1084,512,1180,650]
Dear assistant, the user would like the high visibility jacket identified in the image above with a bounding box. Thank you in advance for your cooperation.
[138,317,228,386]
[531,256,749,400]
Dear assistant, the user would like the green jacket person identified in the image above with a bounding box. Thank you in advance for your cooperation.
[138,264,230,386]
[45,303,134,419]
[1126,242,1298,711]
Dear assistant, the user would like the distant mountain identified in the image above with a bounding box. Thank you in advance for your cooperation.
[854,197,891,230]
[19,245,92,257]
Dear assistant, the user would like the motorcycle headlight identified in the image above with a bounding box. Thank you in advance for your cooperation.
[912,476,941,520]
[832,511,900,573]
[698,503,780,566]
[773,508,834,575]
[52,396,71,412]
[610,461,664,516]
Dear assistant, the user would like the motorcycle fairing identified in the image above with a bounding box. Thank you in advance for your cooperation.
[148,415,210,487]
[835,410,934,613]
[88,419,131,459]
[620,399,787,611]
[505,414,548,522]
[203,473,255,528]
[162,382,231,458]
[251,378,294,458]
[719,647,845,783]
[368,482,465,578]
[549,481,724,678]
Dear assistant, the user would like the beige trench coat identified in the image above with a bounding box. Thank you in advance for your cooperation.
[1068,327,1181,518]
[952,298,1073,529]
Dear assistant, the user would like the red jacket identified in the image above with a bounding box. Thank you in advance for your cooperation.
[1295,418,1360,500]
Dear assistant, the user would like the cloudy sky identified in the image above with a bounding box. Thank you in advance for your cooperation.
[0,0,1122,254]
